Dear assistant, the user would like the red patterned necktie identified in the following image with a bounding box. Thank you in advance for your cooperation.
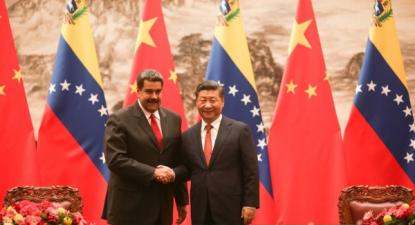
[150,114,163,147]
[204,123,213,165]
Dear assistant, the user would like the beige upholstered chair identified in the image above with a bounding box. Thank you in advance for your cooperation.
[3,186,83,213]
[338,185,413,224]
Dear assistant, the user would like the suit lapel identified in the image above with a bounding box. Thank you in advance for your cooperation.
[159,108,169,151]
[209,117,232,168]
[132,103,160,151]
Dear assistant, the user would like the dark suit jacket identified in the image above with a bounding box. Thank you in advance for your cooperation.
[102,102,188,225]
[177,116,259,225]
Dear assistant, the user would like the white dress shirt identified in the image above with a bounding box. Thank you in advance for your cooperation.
[138,101,163,136]
[201,114,222,151]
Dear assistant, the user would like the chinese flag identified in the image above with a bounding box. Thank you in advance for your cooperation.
[124,0,187,129]
[267,0,346,223]
[124,0,189,223]
[0,0,39,201]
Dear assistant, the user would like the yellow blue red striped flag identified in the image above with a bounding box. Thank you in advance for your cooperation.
[344,0,415,188]
[37,0,109,223]
[205,0,275,223]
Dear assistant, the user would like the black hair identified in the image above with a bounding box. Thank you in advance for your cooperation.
[136,69,164,89]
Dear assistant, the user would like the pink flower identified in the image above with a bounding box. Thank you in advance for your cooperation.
[1,200,88,225]
[38,201,53,210]
[23,215,42,225]
[362,201,415,225]
[45,206,58,216]
[2,216,13,224]
[73,212,87,225]
[363,210,374,220]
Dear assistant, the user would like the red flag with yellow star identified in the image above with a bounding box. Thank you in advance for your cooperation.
[0,0,39,201]
[267,0,346,223]
[124,0,187,129]
[123,0,189,223]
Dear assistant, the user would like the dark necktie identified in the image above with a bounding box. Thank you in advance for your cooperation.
[150,114,163,147]
[204,124,213,165]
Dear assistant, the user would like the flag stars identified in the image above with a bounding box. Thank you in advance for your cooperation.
[256,122,265,133]
[88,93,99,105]
[410,139,415,150]
[100,152,106,164]
[129,82,138,94]
[288,19,312,55]
[257,138,267,150]
[381,85,391,96]
[305,84,317,98]
[0,85,5,96]
[60,80,71,91]
[75,84,86,96]
[394,94,404,106]
[409,123,415,133]
[98,105,108,117]
[285,80,298,94]
[250,106,260,118]
[324,72,329,81]
[367,81,377,92]
[355,84,363,94]
[257,153,262,162]
[217,80,224,87]
[404,152,414,164]
[403,106,412,117]
[48,83,56,94]
[169,70,177,84]
[136,17,157,48]
[241,94,251,105]
[12,69,22,83]
[228,85,239,96]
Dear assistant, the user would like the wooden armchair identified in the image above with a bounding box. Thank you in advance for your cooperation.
[3,186,83,213]
[338,185,413,224]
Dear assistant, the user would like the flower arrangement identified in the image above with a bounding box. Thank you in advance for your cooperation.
[0,200,87,225]
[362,201,415,225]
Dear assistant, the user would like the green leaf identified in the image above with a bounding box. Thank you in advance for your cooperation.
[225,8,240,22]
[72,6,88,21]
[379,8,393,23]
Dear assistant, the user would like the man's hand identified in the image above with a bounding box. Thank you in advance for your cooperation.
[153,165,175,184]
[241,207,256,225]
[176,206,187,224]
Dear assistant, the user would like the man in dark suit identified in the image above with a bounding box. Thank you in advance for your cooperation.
[177,80,259,225]
[102,69,188,225]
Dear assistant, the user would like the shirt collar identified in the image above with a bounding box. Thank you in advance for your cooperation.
[138,100,160,120]
[202,114,222,130]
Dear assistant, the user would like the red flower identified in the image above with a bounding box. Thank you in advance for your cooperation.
[0,200,87,225]
[362,202,415,225]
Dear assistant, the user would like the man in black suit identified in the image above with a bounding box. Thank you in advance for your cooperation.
[177,80,259,225]
[102,69,188,225]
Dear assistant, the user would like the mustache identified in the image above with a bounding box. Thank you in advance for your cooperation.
[146,99,160,104]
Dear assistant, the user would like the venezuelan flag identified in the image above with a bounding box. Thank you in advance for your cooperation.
[205,0,275,223]
[37,0,109,223]
[344,0,415,188]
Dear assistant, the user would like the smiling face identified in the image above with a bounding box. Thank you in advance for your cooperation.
[137,80,162,113]
[196,89,224,124]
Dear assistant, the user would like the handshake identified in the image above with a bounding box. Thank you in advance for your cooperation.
[153,165,175,184]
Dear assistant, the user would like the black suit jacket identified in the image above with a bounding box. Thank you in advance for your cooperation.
[177,116,259,225]
[102,102,188,225]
